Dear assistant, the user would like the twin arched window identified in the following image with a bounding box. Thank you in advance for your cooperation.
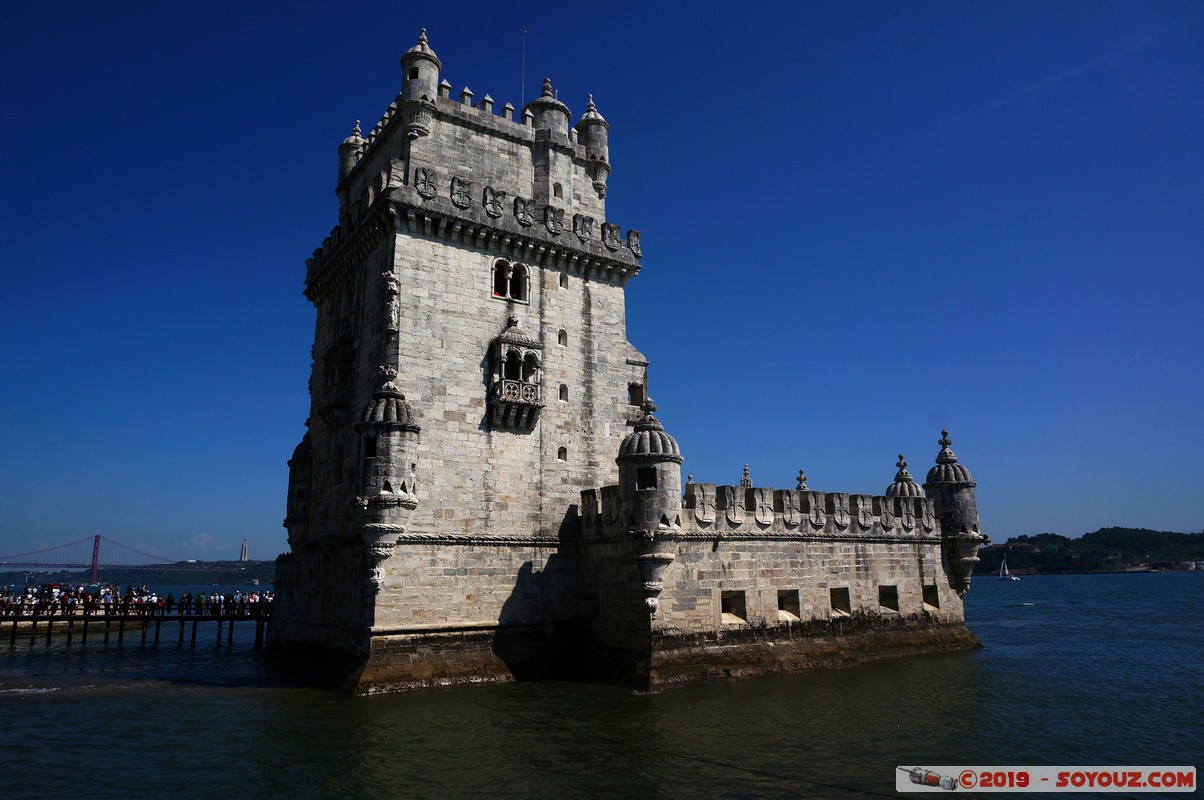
[492,259,529,302]
[502,349,540,383]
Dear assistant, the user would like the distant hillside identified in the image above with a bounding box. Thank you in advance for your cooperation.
[977,527,1204,574]
[1,560,276,588]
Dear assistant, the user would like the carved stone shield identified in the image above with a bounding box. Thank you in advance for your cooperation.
[881,497,896,530]
[920,500,936,532]
[627,229,642,257]
[601,485,621,526]
[414,167,436,199]
[514,196,533,227]
[544,206,564,235]
[580,489,598,529]
[832,494,850,528]
[855,495,874,530]
[573,214,594,242]
[808,492,825,528]
[602,223,620,251]
[780,490,800,527]
[722,485,744,525]
[693,483,715,524]
[483,186,505,218]
[753,488,774,526]
[450,177,472,209]
[901,499,916,530]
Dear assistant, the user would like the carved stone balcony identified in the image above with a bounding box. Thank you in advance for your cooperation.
[490,379,542,431]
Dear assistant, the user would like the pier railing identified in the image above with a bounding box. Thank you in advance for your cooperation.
[3,604,273,650]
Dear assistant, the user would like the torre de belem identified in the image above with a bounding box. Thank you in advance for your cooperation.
[270,31,990,694]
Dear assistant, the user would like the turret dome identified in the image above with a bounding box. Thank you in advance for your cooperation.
[575,94,607,127]
[358,373,418,429]
[617,400,683,463]
[886,454,924,497]
[402,28,441,68]
[925,429,974,484]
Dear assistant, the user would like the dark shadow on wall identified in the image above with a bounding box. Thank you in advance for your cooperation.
[491,556,586,681]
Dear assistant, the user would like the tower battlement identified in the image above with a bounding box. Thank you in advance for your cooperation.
[272,30,988,695]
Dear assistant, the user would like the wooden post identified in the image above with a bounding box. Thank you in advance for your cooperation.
[9,619,18,648]
[67,618,75,647]
[28,619,37,648]
[154,618,161,645]
[215,618,223,646]
[254,618,265,649]
[190,619,198,646]
[178,617,185,645]
[117,617,125,644]
[104,619,112,645]
[227,617,235,646]
[141,616,149,645]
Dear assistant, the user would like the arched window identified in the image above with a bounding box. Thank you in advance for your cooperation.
[558,384,568,401]
[492,259,532,303]
[557,329,567,346]
[553,182,563,199]
[493,259,510,297]
[503,350,522,380]
[559,273,568,289]
[557,446,567,462]
[522,353,539,383]
[510,265,528,302]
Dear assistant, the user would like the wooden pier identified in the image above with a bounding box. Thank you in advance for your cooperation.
[3,610,270,649]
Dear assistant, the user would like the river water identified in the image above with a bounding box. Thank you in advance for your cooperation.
[1,574,1199,798]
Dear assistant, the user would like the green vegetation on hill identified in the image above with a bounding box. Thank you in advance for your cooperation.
[977,527,1204,574]
[0,560,277,587]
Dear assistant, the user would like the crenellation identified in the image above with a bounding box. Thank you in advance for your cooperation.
[273,30,987,695]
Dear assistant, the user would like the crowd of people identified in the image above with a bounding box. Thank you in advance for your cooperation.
[0,583,273,617]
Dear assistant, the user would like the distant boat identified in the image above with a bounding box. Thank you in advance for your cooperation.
[1000,555,1021,581]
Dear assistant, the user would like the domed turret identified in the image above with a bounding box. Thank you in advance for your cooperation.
[616,399,684,615]
[925,430,974,484]
[524,78,571,134]
[400,29,440,138]
[337,121,364,185]
[400,28,441,102]
[886,454,924,497]
[284,428,313,547]
[355,369,421,499]
[922,429,988,595]
[574,95,611,196]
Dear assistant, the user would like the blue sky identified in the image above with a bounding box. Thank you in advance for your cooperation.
[1,1,1201,563]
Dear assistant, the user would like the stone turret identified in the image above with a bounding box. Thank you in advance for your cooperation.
[886,454,924,497]
[574,95,610,197]
[354,368,420,592]
[337,121,363,186]
[525,78,571,135]
[617,399,683,614]
[923,430,988,595]
[400,29,440,137]
[284,428,312,548]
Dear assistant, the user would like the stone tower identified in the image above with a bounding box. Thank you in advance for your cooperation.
[273,30,989,694]
[271,30,648,690]
[923,429,988,594]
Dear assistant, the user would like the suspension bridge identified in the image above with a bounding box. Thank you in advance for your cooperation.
[0,535,242,583]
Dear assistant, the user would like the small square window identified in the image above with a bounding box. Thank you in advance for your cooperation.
[721,591,746,624]
[878,585,899,613]
[777,590,801,622]
[830,587,851,618]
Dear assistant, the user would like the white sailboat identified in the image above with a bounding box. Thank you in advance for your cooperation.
[1000,555,1020,581]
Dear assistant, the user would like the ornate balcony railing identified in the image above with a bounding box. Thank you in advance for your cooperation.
[489,379,542,431]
